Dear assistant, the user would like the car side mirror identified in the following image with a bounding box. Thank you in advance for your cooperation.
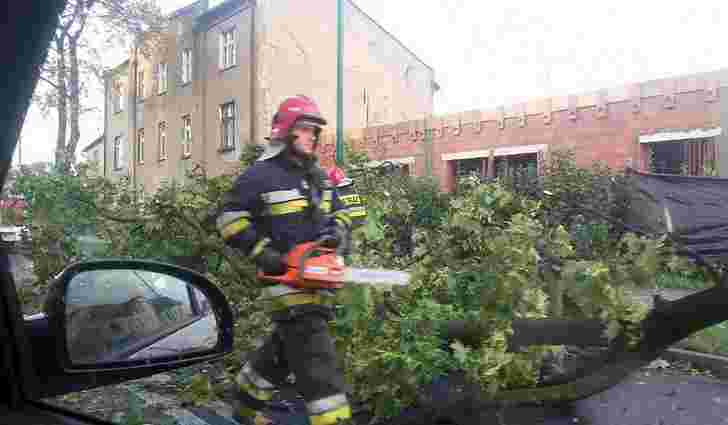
[28,259,233,395]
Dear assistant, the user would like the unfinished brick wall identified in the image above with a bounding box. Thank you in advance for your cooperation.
[320,69,726,192]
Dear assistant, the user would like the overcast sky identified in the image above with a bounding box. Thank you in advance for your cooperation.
[16,0,728,166]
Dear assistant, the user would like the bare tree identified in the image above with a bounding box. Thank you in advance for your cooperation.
[33,0,166,174]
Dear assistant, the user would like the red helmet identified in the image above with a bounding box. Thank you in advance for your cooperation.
[327,166,346,186]
[261,95,327,160]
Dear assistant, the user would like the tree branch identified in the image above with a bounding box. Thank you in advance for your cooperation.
[155,201,251,279]
[37,75,63,91]
[72,190,154,224]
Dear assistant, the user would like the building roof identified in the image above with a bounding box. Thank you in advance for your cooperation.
[171,0,203,19]
[82,135,104,153]
[194,0,252,33]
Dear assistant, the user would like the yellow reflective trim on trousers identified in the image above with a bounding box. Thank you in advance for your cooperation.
[221,217,251,240]
[269,199,309,215]
[348,206,367,218]
[250,238,271,258]
[334,211,352,226]
[266,293,336,312]
[309,405,352,425]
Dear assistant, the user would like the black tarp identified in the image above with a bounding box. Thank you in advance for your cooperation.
[623,168,728,262]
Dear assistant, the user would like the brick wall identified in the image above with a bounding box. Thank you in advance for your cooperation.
[319,69,726,191]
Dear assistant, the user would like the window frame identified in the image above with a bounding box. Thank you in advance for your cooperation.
[182,115,192,158]
[113,136,122,171]
[219,102,236,152]
[158,62,168,95]
[220,29,237,70]
[136,128,145,165]
[158,121,168,161]
[181,48,192,84]
[136,70,145,100]
[112,80,124,114]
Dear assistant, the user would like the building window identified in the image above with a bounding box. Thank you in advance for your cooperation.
[158,62,168,94]
[220,29,237,69]
[220,102,236,151]
[494,153,538,180]
[112,80,124,113]
[181,48,192,84]
[362,88,369,127]
[649,139,718,176]
[113,136,122,170]
[137,70,145,99]
[158,122,167,161]
[136,129,145,164]
[182,115,192,157]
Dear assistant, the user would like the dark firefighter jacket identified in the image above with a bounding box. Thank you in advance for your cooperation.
[216,156,352,312]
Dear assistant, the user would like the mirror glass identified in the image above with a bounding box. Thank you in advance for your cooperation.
[65,269,219,365]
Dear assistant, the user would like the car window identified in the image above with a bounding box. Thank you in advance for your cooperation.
[65,270,159,308]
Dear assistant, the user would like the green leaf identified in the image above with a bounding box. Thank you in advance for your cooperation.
[450,340,470,363]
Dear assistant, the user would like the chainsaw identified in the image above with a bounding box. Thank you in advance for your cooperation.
[257,239,411,290]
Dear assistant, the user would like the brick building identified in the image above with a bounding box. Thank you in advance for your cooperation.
[103,0,438,193]
[320,69,728,192]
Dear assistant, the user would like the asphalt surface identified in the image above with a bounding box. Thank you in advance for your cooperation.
[559,371,728,425]
[179,369,728,425]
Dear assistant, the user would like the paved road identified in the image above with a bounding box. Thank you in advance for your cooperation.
[182,369,728,425]
[544,370,728,425]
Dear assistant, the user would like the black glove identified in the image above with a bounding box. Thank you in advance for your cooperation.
[318,226,348,249]
[256,247,287,275]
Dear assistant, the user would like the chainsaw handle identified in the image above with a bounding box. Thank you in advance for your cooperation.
[300,238,336,273]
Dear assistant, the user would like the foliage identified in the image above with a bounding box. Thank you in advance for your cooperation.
[179,374,216,406]
[680,322,728,355]
[655,272,709,290]
[16,145,710,422]
[331,152,698,420]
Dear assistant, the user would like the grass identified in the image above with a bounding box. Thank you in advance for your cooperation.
[655,272,710,290]
[678,322,728,356]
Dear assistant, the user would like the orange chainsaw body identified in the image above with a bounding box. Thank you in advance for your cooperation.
[257,241,346,290]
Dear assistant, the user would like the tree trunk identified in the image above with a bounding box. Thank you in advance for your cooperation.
[54,33,68,169]
[65,36,81,174]
[440,318,608,350]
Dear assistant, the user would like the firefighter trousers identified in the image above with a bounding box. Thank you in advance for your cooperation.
[236,306,352,425]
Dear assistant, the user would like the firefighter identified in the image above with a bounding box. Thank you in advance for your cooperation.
[217,95,354,425]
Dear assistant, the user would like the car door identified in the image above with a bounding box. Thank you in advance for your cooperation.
[0,3,237,425]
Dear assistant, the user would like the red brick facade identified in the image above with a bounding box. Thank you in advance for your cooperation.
[318,69,726,192]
